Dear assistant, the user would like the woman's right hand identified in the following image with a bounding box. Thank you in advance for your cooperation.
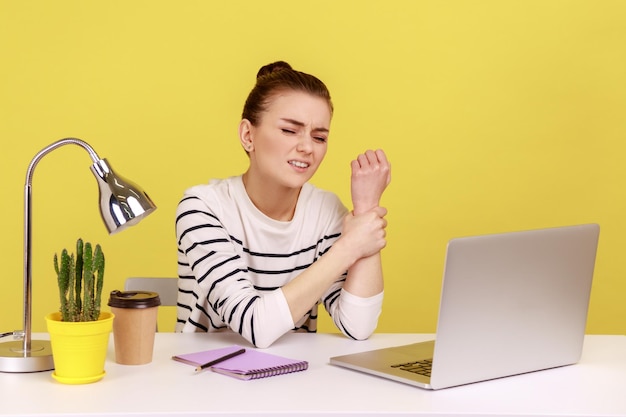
[338,206,388,264]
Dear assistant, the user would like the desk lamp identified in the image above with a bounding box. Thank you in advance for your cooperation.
[0,138,157,373]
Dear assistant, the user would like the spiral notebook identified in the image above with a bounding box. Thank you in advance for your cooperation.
[172,345,308,380]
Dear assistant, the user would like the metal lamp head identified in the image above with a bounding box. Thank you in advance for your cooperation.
[91,159,157,234]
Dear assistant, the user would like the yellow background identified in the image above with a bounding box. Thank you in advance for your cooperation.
[1,1,624,334]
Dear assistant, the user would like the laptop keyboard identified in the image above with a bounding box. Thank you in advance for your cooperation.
[391,359,433,377]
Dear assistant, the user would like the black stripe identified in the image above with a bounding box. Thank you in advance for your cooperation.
[178,303,192,313]
[324,288,341,307]
[178,224,223,246]
[204,265,244,293]
[248,263,311,275]
[188,317,208,332]
[191,250,217,270]
[175,207,219,226]
[338,318,357,340]
[250,313,256,346]
[185,238,230,254]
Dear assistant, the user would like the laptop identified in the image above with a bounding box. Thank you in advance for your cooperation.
[330,223,600,390]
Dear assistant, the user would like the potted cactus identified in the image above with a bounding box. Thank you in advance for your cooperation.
[45,238,114,384]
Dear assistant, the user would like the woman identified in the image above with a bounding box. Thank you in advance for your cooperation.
[175,61,391,348]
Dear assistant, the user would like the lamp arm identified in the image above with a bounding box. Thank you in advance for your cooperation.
[22,138,103,352]
[25,138,100,184]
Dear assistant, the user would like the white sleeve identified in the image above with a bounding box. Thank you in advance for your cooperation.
[328,289,384,340]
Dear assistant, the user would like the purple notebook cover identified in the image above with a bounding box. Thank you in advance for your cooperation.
[173,345,307,375]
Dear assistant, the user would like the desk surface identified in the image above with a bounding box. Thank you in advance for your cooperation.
[1,333,624,417]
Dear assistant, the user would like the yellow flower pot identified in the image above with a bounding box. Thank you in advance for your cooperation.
[45,311,114,384]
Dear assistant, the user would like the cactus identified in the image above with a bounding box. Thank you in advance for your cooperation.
[53,238,105,322]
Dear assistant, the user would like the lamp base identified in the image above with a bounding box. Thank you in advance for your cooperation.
[0,340,54,372]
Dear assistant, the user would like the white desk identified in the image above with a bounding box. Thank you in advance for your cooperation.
[1,333,624,417]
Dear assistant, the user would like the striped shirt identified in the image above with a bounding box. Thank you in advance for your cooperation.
[175,176,383,348]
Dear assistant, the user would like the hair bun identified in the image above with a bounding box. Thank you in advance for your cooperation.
[256,61,293,79]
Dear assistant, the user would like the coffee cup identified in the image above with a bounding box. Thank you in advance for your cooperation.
[108,290,161,365]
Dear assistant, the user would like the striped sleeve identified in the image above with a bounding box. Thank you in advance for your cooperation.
[175,194,294,348]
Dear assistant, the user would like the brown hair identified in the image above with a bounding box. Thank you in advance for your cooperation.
[242,61,333,125]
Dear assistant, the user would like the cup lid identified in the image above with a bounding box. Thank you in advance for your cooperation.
[108,290,161,308]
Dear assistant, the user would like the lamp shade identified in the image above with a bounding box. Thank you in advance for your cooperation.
[90,159,156,234]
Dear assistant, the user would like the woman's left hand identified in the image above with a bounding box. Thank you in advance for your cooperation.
[350,149,391,215]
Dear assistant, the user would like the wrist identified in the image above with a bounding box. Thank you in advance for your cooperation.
[352,204,377,215]
[329,238,358,270]
[352,205,378,216]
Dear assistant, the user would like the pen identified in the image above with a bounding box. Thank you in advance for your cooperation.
[195,348,246,372]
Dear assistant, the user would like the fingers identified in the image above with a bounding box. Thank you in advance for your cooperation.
[356,206,389,255]
[354,207,389,240]
[354,149,388,168]
[352,149,391,186]
[340,208,389,261]
[371,206,388,218]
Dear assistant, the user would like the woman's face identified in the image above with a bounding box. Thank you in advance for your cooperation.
[245,90,332,190]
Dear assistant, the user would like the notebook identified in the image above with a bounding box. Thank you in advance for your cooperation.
[330,223,600,390]
[173,345,308,380]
